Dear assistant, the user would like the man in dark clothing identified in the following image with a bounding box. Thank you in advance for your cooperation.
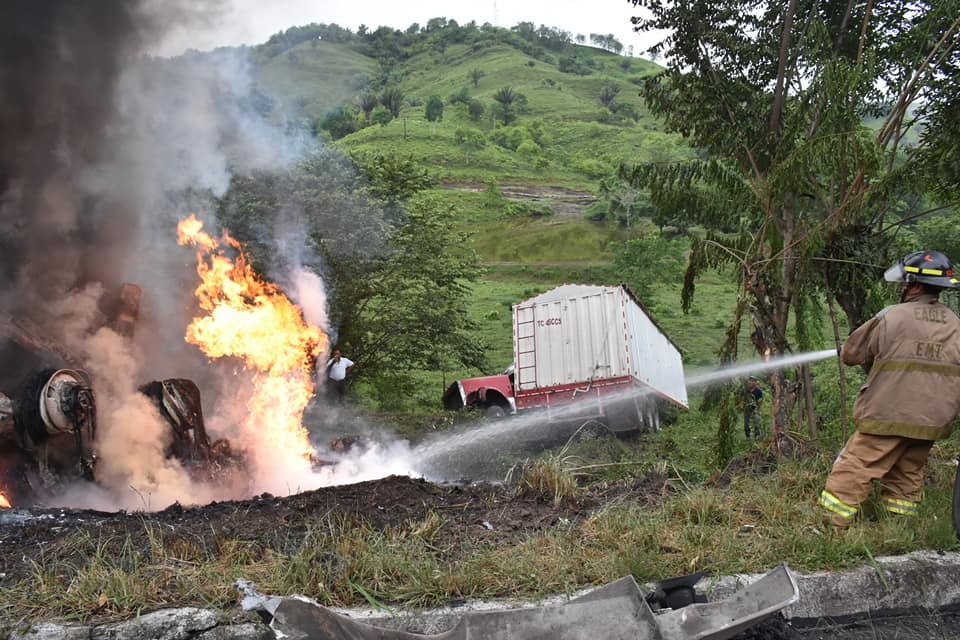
[743,376,764,438]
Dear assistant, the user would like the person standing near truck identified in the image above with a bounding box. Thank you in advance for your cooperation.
[325,348,354,404]
[741,376,764,439]
[820,250,960,528]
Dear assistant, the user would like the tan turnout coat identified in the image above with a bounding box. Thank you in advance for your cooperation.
[842,293,960,440]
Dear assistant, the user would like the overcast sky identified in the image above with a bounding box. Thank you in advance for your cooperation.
[152,0,660,57]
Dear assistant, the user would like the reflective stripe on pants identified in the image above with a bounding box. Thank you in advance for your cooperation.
[820,490,857,520]
[882,495,919,516]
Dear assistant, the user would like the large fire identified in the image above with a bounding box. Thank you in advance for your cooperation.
[0,491,10,509]
[177,213,328,493]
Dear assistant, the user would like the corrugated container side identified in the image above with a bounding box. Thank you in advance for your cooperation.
[513,285,688,409]
[514,287,630,390]
[621,289,688,407]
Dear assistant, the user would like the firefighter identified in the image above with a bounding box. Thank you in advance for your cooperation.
[820,250,960,528]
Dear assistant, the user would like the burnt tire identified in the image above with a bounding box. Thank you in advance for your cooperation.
[13,368,59,445]
[485,404,506,419]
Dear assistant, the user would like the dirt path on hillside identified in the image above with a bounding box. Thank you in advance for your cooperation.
[442,181,598,217]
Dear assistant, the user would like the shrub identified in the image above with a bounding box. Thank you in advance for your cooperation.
[448,87,472,105]
[370,106,393,127]
[454,127,487,149]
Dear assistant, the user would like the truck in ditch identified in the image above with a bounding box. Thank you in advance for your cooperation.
[442,284,688,432]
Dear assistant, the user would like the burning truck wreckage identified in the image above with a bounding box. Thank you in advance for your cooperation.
[0,215,329,509]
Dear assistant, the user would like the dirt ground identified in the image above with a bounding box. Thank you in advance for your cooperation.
[0,472,673,581]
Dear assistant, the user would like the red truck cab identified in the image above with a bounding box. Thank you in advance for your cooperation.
[442,364,516,418]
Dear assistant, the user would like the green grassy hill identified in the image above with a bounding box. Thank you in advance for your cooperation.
[247,23,745,410]
[253,40,377,118]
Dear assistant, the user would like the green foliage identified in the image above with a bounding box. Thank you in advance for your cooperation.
[319,106,361,140]
[558,54,595,75]
[425,95,444,123]
[370,106,392,127]
[468,68,485,88]
[212,148,485,406]
[626,0,960,438]
[352,151,433,204]
[610,235,687,299]
[492,86,526,125]
[467,99,485,121]
[340,193,488,387]
[597,173,653,228]
[598,82,620,107]
[357,93,378,121]
[379,86,405,117]
[913,214,960,265]
[448,87,471,105]
[454,127,487,150]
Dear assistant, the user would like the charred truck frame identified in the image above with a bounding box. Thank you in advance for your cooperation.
[0,284,235,508]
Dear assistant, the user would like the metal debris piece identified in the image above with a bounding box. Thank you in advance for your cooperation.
[239,564,799,640]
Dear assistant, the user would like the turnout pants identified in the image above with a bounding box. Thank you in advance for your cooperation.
[820,431,933,523]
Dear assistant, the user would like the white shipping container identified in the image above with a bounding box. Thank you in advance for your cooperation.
[513,284,688,408]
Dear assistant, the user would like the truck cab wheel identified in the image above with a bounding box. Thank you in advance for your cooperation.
[485,405,506,419]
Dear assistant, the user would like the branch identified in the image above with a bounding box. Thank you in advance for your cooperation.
[877,13,960,148]
[855,0,874,66]
[768,0,799,133]
[877,202,960,235]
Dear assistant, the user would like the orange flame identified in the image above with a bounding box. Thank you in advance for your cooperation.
[177,214,328,488]
[0,491,10,509]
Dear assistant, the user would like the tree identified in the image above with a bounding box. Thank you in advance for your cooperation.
[468,68,485,88]
[624,0,960,446]
[370,106,393,127]
[425,94,444,130]
[467,98,485,122]
[598,174,650,228]
[353,152,433,205]
[335,193,486,408]
[492,86,521,125]
[318,106,360,140]
[599,82,620,108]
[379,86,405,118]
[357,93,378,122]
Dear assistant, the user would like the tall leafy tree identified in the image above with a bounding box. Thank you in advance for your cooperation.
[334,193,486,406]
[492,86,520,125]
[357,93,378,123]
[468,68,485,88]
[624,0,960,444]
[425,94,444,130]
[379,86,405,118]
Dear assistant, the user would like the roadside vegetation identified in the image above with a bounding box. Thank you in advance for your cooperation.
[5,429,960,622]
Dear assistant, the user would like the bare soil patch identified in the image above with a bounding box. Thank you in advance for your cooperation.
[0,472,672,586]
[442,180,598,217]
